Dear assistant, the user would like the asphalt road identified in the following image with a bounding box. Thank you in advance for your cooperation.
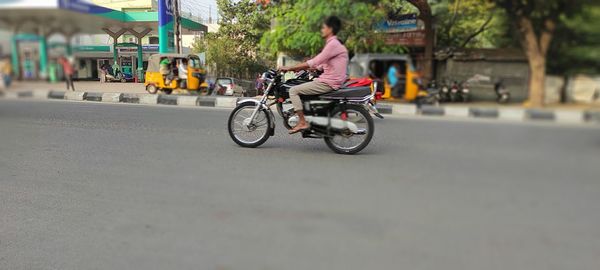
[1,100,599,270]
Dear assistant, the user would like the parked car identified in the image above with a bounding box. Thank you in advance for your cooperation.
[212,77,244,96]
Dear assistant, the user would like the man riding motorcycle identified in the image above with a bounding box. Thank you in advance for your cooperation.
[279,16,349,134]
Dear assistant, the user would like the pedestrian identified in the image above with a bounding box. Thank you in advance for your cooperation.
[100,62,111,83]
[0,57,12,90]
[58,56,76,91]
[255,73,264,96]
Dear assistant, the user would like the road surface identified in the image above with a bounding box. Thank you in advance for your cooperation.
[1,100,599,270]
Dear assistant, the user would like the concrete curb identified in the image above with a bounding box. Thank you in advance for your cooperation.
[4,91,20,99]
[470,108,499,118]
[85,92,103,102]
[48,91,66,99]
[64,91,86,101]
[177,96,199,106]
[444,107,470,118]
[139,94,158,105]
[420,105,444,116]
[498,108,526,121]
[33,90,50,99]
[215,97,237,108]
[198,97,216,107]
[122,93,140,104]
[2,90,599,125]
[101,93,123,103]
[157,94,178,105]
[555,110,585,124]
[391,104,417,116]
[526,109,555,121]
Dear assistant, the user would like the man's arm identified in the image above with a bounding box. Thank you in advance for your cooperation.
[280,41,334,72]
[279,62,310,72]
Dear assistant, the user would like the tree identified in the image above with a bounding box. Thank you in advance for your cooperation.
[193,0,273,79]
[261,0,405,58]
[432,0,503,48]
[493,0,589,107]
[547,3,600,75]
[406,0,433,81]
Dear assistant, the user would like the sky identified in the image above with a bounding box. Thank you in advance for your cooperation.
[181,0,218,21]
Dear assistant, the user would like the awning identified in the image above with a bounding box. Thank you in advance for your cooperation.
[0,0,207,35]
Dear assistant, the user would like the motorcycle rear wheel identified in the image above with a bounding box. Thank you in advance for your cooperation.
[324,104,374,155]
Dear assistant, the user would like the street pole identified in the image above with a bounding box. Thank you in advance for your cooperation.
[174,0,182,54]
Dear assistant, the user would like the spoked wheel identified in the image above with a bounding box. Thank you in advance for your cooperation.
[324,104,374,155]
[228,103,272,148]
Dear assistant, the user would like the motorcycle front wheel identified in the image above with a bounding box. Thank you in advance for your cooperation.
[324,104,374,155]
[228,103,273,148]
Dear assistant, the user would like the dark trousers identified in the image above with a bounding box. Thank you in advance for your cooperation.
[66,75,75,91]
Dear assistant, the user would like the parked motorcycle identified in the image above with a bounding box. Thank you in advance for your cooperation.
[494,79,511,104]
[439,80,451,102]
[415,79,441,107]
[460,81,470,102]
[228,69,375,155]
[449,80,470,102]
[102,68,129,83]
[449,80,460,102]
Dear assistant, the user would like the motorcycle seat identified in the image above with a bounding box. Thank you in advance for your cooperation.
[319,86,372,100]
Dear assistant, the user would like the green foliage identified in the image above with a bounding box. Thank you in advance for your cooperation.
[192,0,273,79]
[548,4,600,74]
[260,0,406,58]
[431,0,508,48]
[493,0,598,74]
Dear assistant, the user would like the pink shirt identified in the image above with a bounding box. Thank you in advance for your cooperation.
[307,36,348,89]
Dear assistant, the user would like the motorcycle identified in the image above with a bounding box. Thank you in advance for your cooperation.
[449,80,460,102]
[460,81,470,102]
[227,69,375,155]
[440,80,450,102]
[449,80,470,102]
[102,68,129,83]
[415,79,441,107]
[494,80,511,104]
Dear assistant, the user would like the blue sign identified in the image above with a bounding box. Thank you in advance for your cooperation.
[377,13,418,33]
[158,0,174,53]
[58,0,114,15]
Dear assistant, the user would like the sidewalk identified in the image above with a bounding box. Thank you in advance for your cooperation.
[8,81,147,94]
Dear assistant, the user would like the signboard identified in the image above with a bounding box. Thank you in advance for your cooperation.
[74,45,111,52]
[117,45,159,53]
[58,0,113,14]
[385,30,426,47]
[158,0,174,53]
[377,13,418,33]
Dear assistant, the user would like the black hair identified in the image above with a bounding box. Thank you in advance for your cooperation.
[324,16,342,35]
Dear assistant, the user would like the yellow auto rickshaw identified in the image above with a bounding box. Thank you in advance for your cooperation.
[348,54,421,101]
[144,53,206,94]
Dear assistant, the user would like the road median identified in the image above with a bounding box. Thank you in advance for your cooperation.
[2,90,599,125]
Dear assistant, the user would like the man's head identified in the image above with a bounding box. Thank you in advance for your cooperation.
[321,16,341,39]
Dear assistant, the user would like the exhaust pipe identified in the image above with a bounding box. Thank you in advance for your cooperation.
[305,116,359,133]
